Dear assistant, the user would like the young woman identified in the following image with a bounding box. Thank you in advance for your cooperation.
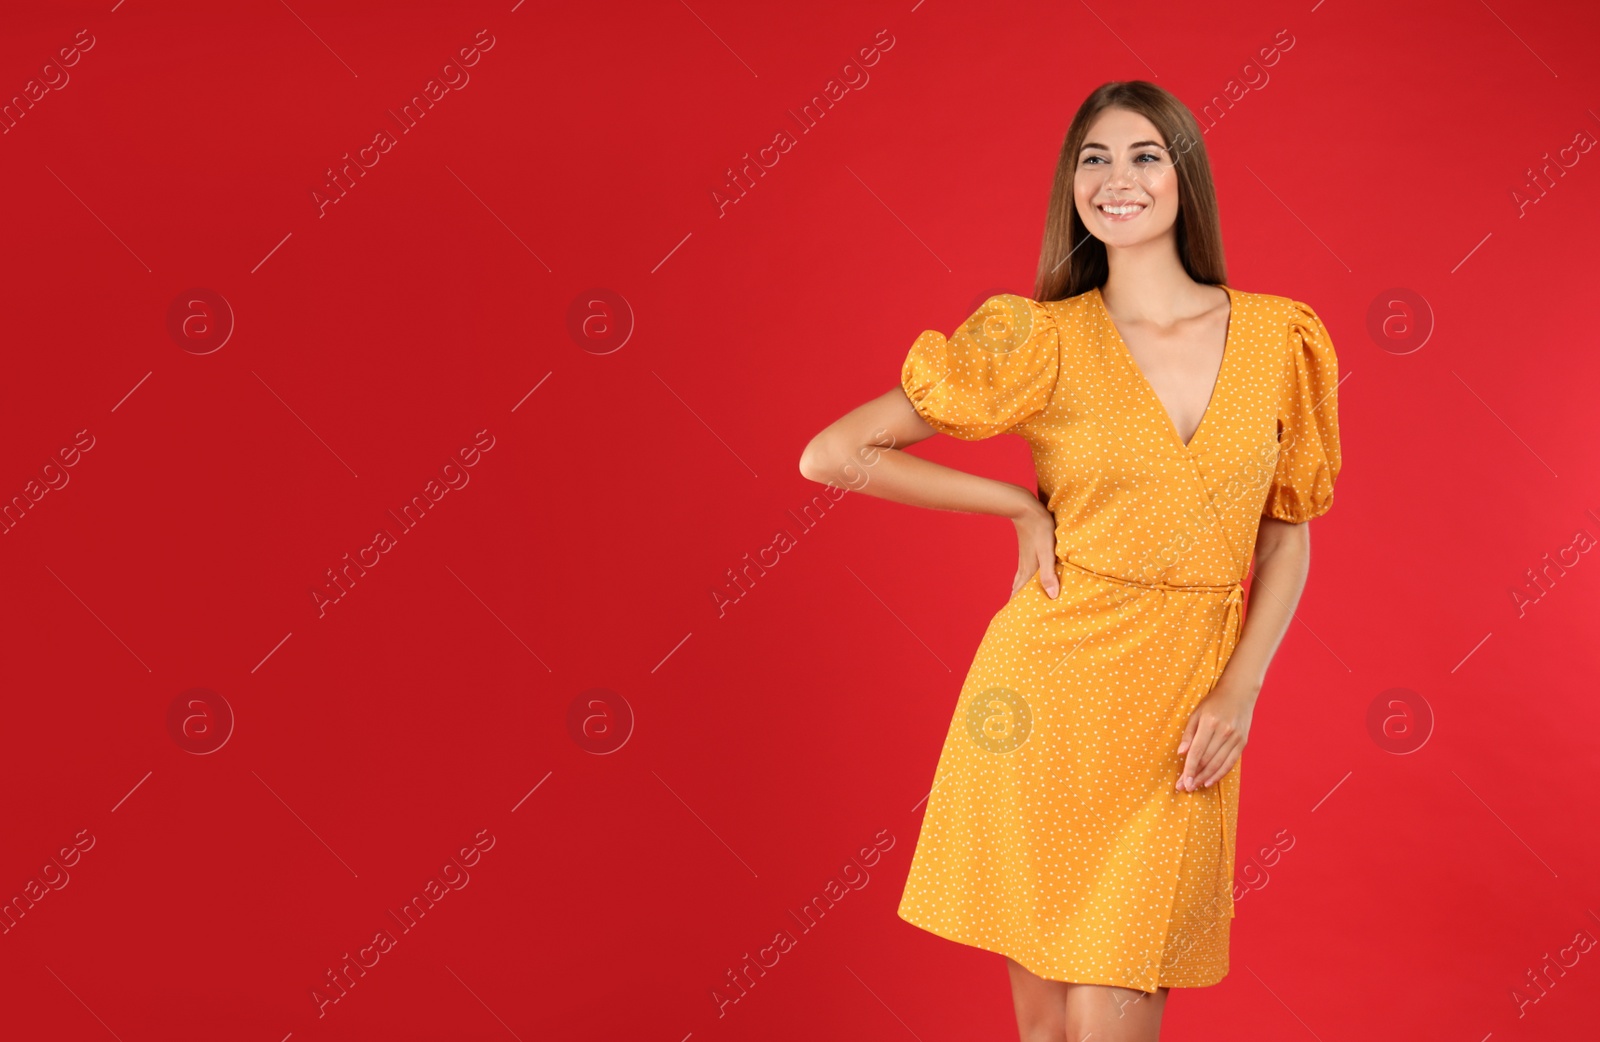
[798,81,1343,1041]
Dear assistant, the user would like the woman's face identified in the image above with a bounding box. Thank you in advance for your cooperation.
[1073,107,1180,248]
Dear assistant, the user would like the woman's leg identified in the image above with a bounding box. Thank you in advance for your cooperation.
[1064,982,1169,1041]
[1006,957,1170,1042]
[1005,957,1068,1042]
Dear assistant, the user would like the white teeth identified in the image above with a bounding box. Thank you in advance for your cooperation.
[1100,204,1143,215]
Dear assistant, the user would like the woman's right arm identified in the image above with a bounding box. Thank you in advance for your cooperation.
[797,387,1061,597]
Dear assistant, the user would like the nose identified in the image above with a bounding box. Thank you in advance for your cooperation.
[1103,157,1138,190]
[1092,155,1155,201]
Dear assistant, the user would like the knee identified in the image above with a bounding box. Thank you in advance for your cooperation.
[1017,1022,1064,1042]
[1010,994,1065,1042]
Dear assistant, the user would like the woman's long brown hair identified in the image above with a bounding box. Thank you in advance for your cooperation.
[1033,81,1227,302]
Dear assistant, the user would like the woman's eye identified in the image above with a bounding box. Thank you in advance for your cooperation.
[1081,153,1163,165]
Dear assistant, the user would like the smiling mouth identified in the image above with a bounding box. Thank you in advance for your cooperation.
[1097,202,1146,219]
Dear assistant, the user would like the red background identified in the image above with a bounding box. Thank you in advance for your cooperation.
[3,1,1598,1039]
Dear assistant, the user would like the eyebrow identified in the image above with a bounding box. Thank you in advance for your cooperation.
[1079,140,1166,153]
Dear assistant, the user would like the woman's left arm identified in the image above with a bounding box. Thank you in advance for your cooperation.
[1176,517,1311,790]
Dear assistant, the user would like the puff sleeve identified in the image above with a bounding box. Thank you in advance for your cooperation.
[1263,300,1343,523]
[900,294,1061,440]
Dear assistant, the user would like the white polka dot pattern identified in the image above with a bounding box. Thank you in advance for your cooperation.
[896,285,1342,991]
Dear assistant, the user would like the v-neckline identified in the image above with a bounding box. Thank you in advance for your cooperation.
[1093,284,1236,453]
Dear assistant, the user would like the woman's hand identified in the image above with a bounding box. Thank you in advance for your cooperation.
[1011,495,1061,599]
[1176,676,1258,790]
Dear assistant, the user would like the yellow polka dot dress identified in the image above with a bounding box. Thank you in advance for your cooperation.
[895,285,1342,991]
